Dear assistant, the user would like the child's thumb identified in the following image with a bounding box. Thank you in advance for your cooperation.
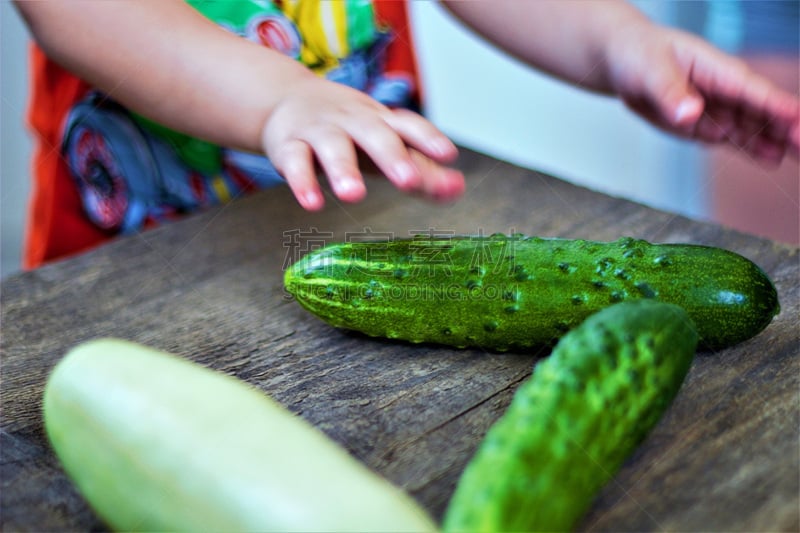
[647,61,705,131]
[672,94,704,127]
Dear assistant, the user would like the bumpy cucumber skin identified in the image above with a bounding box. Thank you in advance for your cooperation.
[284,235,779,350]
[442,299,699,532]
[43,339,437,532]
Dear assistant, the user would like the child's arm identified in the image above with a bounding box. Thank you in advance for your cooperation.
[14,0,464,211]
[442,0,800,164]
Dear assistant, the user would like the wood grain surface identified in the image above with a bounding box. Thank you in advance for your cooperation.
[2,148,798,531]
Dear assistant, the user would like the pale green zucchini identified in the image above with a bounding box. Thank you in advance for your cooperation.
[43,338,436,532]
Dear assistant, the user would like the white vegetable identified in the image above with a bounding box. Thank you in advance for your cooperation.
[43,338,436,532]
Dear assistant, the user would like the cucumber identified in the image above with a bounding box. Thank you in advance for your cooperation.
[442,299,698,532]
[284,235,779,350]
[43,339,436,532]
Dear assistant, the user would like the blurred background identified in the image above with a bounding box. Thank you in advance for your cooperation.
[2,1,798,279]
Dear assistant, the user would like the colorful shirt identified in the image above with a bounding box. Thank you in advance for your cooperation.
[24,0,419,269]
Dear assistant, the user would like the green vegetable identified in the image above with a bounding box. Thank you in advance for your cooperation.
[443,299,698,532]
[43,339,436,532]
[284,234,779,350]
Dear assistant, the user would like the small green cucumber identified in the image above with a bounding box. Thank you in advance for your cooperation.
[442,299,698,532]
[43,339,436,532]
[284,235,779,350]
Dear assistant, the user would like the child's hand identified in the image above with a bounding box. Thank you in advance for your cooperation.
[261,76,465,210]
[606,24,800,164]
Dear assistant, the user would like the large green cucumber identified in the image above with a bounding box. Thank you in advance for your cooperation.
[443,299,699,532]
[43,339,436,532]
[284,235,779,350]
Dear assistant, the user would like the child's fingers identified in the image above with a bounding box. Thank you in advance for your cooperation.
[303,126,367,203]
[384,108,459,163]
[270,139,325,211]
[693,104,735,143]
[687,40,799,159]
[732,67,799,135]
[343,116,422,192]
[764,116,794,155]
[693,94,796,165]
[345,107,467,205]
[408,148,466,202]
[733,73,774,136]
[261,77,469,209]
[749,137,786,166]
[636,46,704,131]
[343,112,465,202]
[686,47,749,109]
[790,123,800,157]
[760,90,800,157]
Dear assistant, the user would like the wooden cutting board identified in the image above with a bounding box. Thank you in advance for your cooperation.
[2,148,797,531]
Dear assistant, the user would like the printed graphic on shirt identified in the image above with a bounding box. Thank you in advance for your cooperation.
[60,0,416,235]
[63,94,284,233]
[189,0,414,104]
